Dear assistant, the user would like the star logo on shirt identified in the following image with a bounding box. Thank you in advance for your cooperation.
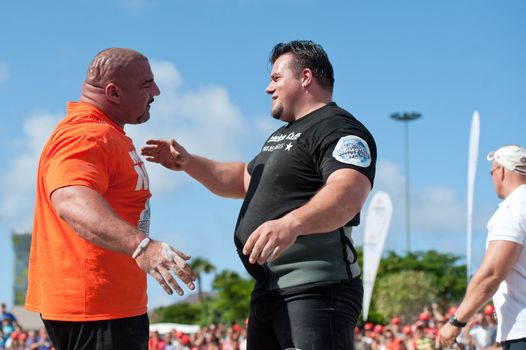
[285,143,293,151]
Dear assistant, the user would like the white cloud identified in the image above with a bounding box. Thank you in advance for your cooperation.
[127,60,266,195]
[0,63,9,83]
[355,160,489,254]
[0,111,61,230]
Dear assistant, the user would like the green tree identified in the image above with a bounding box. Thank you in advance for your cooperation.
[374,270,437,323]
[377,250,467,305]
[152,301,202,324]
[190,256,216,302]
[212,270,254,325]
[355,247,467,322]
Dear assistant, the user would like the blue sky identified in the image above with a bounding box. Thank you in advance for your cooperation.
[0,0,525,308]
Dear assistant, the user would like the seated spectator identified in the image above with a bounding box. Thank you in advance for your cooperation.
[148,330,165,350]
[29,328,52,350]
[402,325,414,350]
[24,330,38,349]
[1,320,14,340]
[0,304,17,326]
[415,325,433,350]
[385,329,405,350]
[483,305,498,349]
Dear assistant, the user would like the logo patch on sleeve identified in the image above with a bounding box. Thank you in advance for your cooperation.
[332,135,371,167]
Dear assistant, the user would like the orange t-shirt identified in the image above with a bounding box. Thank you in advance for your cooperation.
[25,102,152,321]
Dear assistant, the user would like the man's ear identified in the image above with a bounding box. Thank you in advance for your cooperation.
[301,68,313,88]
[105,83,121,103]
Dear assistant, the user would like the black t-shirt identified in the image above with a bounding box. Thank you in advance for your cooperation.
[234,102,377,296]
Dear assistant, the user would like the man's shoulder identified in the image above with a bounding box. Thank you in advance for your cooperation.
[316,104,372,135]
[501,185,526,218]
[308,109,376,150]
[52,115,119,145]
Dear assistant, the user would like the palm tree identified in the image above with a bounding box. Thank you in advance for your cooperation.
[189,257,216,302]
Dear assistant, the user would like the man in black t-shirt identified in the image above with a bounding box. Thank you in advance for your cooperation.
[142,40,377,350]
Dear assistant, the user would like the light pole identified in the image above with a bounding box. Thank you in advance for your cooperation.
[390,112,421,253]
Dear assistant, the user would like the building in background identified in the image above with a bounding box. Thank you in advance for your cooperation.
[12,231,31,306]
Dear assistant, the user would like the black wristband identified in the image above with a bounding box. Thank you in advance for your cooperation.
[448,314,467,328]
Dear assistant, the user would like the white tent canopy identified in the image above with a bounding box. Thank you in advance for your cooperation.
[149,322,200,335]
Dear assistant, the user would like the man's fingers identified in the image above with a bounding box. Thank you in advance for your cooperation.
[158,267,184,296]
[173,248,191,261]
[242,240,253,256]
[149,269,173,295]
[166,261,195,290]
[170,138,184,151]
[257,242,276,265]
[247,235,266,264]
[242,230,258,256]
[171,250,195,280]
[145,139,163,145]
[144,157,160,163]
[266,246,282,264]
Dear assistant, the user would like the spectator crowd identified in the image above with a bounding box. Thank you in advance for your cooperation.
[355,304,499,350]
[1,303,52,350]
[149,323,247,350]
[1,301,500,350]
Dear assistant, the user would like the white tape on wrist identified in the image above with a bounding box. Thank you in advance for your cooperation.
[132,237,151,259]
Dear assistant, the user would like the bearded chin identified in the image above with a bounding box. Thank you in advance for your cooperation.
[136,106,151,124]
[271,104,283,120]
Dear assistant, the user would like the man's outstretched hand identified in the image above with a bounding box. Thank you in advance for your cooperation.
[141,139,191,171]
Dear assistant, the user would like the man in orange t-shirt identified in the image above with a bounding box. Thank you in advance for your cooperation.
[25,48,196,350]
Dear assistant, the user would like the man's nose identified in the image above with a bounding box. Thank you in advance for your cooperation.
[151,81,161,96]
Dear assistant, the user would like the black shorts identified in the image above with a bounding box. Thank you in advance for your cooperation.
[42,313,149,350]
[502,338,526,350]
[247,278,363,350]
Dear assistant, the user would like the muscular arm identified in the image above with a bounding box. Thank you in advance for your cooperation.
[438,240,522,347]
[141,139,248,198]
[285,168,371,235]
[51,185,145,255]
[454,240,521,321]
[51,185,196,295]
[183,155,248,198]
[243,168,371,264]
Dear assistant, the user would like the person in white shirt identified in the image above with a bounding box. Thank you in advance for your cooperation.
[439,144,526,350]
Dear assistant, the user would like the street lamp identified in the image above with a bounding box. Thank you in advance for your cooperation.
[390,112,421,253]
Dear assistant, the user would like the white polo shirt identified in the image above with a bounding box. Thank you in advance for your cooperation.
[487,184,526,342]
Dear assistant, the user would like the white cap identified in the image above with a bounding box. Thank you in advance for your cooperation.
[487,144,526,176]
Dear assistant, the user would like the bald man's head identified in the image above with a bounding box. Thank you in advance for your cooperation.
[85,48,146,87]
[80,48,160,127]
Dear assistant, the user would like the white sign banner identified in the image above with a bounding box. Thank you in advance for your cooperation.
[362,191,393,321]
[467,111,480,280]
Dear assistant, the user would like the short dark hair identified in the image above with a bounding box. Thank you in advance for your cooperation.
[270,40,334,91]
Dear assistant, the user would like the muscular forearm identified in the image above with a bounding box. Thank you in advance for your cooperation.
[453,240,521,323]
[284,169,370,236]
[454,270,502,322]
[52,186,145,256]
[185,154,246,198]
[285,185,362,235]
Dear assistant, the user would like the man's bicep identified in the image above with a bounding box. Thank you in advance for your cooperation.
[481,240,522,280]
[326,168,371,204]
[51,185,113,222]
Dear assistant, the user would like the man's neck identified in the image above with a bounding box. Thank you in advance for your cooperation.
[293,98,332,121]
[503,180,526,199]
[80,84,124,128]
